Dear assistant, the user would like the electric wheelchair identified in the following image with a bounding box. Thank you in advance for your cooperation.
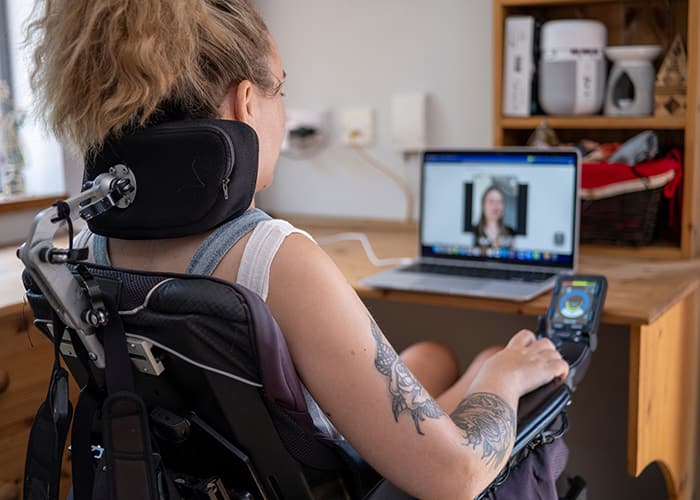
[19,120,593,500]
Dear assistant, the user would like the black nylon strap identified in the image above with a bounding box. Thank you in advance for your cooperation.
[102,392,158,500]
[101,294,135,394]
[71,388,100,500]
[97,294,158,500]
[66,326,104,500]
[23,314,73,500]
[69,273,158,500]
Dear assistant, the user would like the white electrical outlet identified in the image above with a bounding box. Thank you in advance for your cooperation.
[339,107,374,147]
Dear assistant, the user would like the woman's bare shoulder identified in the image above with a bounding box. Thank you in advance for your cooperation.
[268,232,355,302]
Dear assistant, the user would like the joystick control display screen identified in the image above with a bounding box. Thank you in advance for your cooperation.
[550,279,601,330]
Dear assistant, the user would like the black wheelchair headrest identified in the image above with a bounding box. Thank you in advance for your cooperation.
[84,119,259,239]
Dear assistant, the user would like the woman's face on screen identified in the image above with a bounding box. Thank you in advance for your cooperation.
[483,189,504,223]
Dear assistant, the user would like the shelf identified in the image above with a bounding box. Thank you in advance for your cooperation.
[494,0,698,258]
[500,116,687,130]
[581,243,682,260]
[500,0,630,5]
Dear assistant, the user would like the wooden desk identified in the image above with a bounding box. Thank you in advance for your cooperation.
[299,220,700,500]
[1,224,698,499]
[0,243,73,498]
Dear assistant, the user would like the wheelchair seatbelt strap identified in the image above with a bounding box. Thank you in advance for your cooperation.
[23,313,73,500]
[67,328,101,500]
[96,293,159,500]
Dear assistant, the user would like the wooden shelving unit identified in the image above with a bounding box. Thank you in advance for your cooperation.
[502,0,620,6]
[500,116,687,130]
[493,0,700,258]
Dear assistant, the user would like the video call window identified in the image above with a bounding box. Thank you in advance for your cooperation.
[420,153,577,264]
[463,175,529,250]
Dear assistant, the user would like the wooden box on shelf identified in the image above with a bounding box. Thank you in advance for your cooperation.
[655,34,688,117]
[492,0,700,259]
[655,89,687,117]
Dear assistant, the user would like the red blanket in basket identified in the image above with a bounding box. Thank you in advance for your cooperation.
[581,150,683,227]
[581,150,683,201]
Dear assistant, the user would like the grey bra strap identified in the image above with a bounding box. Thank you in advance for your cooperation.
[186,208,271,276]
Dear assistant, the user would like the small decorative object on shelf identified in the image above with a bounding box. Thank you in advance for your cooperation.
[604,45,663,116]
[526,121,559,147]
[0,81,26,197]
[654,34,687,118]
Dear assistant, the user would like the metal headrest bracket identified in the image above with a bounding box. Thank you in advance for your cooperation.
[18,165,137,368]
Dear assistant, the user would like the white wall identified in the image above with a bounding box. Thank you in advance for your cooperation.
[255,0,493,221]
[1,1,494,245]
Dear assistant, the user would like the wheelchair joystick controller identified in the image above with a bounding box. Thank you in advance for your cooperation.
[494,275,608,491]
[536,275,607,391]
[486,276,607,499]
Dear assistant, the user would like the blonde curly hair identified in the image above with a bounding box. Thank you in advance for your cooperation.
[27,0,273,155]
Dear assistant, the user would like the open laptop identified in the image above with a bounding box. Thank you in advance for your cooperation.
[361,148,580,301]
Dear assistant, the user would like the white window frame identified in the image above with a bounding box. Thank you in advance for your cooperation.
[3,0,65,198]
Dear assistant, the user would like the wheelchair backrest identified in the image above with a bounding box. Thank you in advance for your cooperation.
[23,263,364,499]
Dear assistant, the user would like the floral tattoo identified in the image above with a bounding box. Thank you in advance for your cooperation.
[370,317,445,435]
[450,393,515,469]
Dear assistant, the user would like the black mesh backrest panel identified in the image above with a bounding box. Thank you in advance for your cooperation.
[24,263,322,445]
[89,264,315,420]
[124,277,262,385]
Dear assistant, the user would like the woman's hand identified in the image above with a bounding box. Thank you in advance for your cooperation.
[471,330,569,400]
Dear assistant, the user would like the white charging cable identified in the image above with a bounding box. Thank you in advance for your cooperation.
[317,232,413,267]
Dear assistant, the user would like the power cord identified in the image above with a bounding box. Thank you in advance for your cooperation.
[316,232,413,267]
[349,132,415,223]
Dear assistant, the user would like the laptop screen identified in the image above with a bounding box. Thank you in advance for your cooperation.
[420,150,579,269]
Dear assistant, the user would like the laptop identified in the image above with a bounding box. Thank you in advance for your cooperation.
[361,148,580,301]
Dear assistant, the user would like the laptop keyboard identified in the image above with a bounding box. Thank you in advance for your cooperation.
[400,263,555,283]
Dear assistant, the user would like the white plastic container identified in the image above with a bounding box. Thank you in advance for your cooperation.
[539,20,607,115]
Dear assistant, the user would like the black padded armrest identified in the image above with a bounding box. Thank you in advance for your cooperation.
[513,379,571,456]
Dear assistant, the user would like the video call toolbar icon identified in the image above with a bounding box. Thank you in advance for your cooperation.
[430,244,561,263]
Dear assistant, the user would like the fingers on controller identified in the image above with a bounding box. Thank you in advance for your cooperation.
[508,329,536,347]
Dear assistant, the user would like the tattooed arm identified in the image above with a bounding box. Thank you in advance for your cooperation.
[264,235,567,499]
[370,318,519,487]
[449,393,515,471]
[370,320,446,435]
[371,320,514,465]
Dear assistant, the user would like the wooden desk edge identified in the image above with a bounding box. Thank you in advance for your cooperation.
[0,302,25,322]
[355,279,699,328]
[292,216,700,328]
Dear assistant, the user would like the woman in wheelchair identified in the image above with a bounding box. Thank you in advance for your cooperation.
[28,1,568,498]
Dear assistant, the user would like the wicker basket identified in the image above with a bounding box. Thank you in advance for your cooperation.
[580,187,663,246]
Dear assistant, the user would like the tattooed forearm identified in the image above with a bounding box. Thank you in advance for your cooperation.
[450,393,515,469]
[370,317,445,435]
